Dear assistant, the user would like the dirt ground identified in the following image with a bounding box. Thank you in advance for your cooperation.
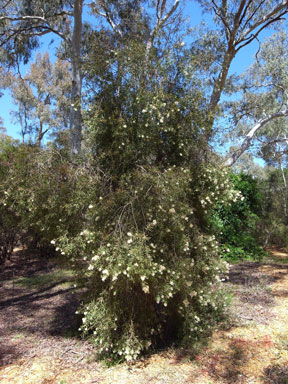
[0,248,287,384]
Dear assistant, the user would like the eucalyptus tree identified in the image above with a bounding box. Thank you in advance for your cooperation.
[0,0,83,154]
[9,52,71,145]
[0,0,182,155]
[225,30,288,166]
[195,0,288,141]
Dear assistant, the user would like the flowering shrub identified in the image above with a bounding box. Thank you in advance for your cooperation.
[0,135,242,361]
[52,164,239,361]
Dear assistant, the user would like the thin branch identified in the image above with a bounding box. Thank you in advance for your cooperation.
[258,137,288,146]
[212,0,231,41]
[1,0,14,9]
[160,0,180,26]
[241,1,288,41]
[160,0,168,19]
[225,109,288,166]
[95,5,123,37]
[0,15,70,43]
[0,12,72,22]
[145,0,180,59]
[156,0,161,20]
[239,0,264,33]
[236,13,286,52]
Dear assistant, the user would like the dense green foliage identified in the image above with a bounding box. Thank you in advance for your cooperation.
[57,164,238,360]
[212,173,265,261]
[0,136,21,263]
[0,135,239,361]
[257,167,288,248]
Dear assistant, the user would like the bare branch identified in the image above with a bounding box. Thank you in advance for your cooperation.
[93,4,123,37]
[156,0,161,20]
[145,0,180,59]
[160,0,180,26]
[0,14,70,43]
[239,0,265,34]
[160,0,168,19]
[241,1,288,41]
[0,12,72,23]
[0,15,46,23]
[236,12,287,52]
[212,0,231,41]
[225,109,288,166]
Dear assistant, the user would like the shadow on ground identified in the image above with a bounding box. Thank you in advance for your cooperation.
[0,249,82,367]
[228,262,288,287]
[263,363,288,384]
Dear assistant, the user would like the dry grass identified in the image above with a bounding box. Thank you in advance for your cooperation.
[0,248,288,384]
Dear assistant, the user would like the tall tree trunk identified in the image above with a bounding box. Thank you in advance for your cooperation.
[202,0,288,144]
[279,158,288,224]
[36,121,43,147]
[70,0,83,156]
[207,50,235,137]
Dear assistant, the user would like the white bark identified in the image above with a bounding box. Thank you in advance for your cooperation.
[224,109,288,167]
[94,7,123,37]
[70,0,83,155]
[145,0,180,60]
[279,158,288,221]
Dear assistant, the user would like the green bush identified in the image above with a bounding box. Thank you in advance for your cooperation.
[211,173,265,261]
[1,144,89,240]
[0,138,22,265]
[51,164,239,361]
[0,140,241,361]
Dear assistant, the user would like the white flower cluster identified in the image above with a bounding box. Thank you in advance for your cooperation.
[199,166,244,209]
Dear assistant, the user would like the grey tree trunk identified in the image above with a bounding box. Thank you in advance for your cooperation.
[70,0,83,156]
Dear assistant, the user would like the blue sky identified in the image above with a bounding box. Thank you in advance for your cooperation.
[0,1,282,145]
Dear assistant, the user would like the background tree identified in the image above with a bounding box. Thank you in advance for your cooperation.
[211,172,264,260]
[195,0,288,143]
[9,52,71,145]
[0,0,83,154]
[255,165,288,247]
[225,30,288,166]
